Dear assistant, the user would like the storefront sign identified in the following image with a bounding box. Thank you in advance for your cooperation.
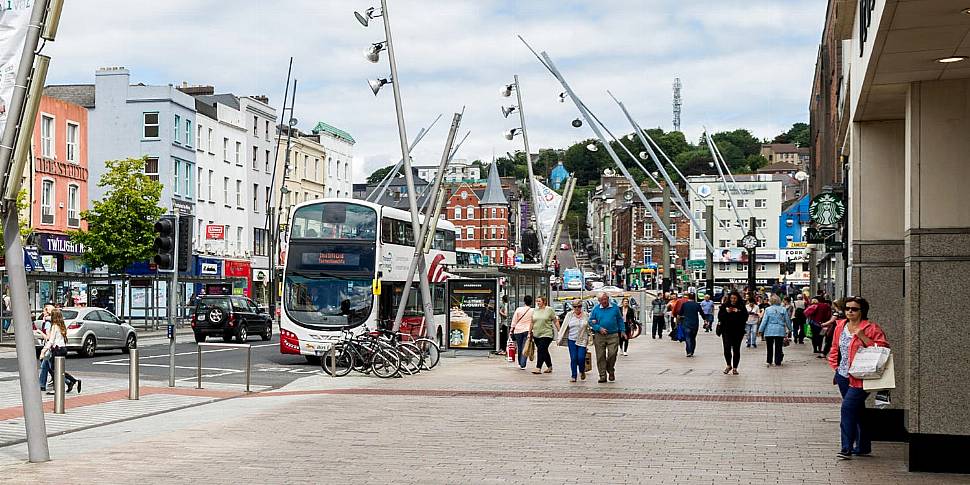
[781,248,809,262]
[195,257,223,276]
[446,279,498,351]
[810,193,845,226]
[35,158,87,181]
[172,199,194,216]
[206,225,225,240]
[37,233,84,255]
[23,247,42,271]
[225,260,251,296]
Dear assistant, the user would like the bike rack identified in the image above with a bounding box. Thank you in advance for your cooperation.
[196,342,252,392]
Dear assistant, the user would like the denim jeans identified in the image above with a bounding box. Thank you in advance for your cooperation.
[745,323,758,347]
[835,373,871,454]
[566,339,587,379]
[683,326,698,356]
[514,332,530,368]
[38,354,52,390]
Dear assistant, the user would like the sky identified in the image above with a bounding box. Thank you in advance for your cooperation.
[44,0,827,184]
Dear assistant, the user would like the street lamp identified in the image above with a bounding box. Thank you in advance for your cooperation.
[501,83,515,97]
[368,77,391,95]
[505,128,522,140]
[354,6,382,27]
[501,105,517,118]
[364,41,387,63]
[586,143,598,152]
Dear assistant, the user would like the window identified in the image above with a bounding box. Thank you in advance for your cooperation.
[719,239,730,248]
[758,263,766,272]
[40,115,54,158]
[344,163,349,180]
[223,177,230,206]
[265,150,271,173]
[253,183,260,212]
[718,263,729,271]
[65,122,78,163]
[786,235,794,243]
[453,207,461,220]
[467,207,475,219]
[718,219,731,229]
[736,263,747,272]
[173,114,181,143]
[644,222,653,239]
[197,125,202,149]
[235,180,242,208]
[252,146,258,170]
[173,160,181,195]
[304,155,309,179]
[207,128,213,153]
[197,167,203,201]
[143,112,159,138]
[144,157,159,182]
[735,199,747,208]
[755,198,767,208]
[786,218,794,227]
[336,161,341,180]
[235,142,242,165]
[41,180,54,224]
[185,119,192,147]
[67,184,79,227]
[183,161,192,198]
[757,218,767,228]
[207,170,214,202]
[718,199,731,209]
[491,207,497,218]
[265,120,270,139]
[314,158,320,180]
[253,228,269,256]
[253,116,258,136]
[466,227,474,239]
[223,138,229,162]
[328,158,334,177]
[236,227,243,253]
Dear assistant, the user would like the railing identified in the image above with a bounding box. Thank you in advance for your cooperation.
[196,342,252,392]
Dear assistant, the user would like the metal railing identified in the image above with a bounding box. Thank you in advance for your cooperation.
[196,342,252,392]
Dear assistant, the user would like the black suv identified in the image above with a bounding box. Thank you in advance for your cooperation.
[192,295,272,343]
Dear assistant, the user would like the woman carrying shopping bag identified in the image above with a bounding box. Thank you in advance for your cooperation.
[39,309,80,394]
[827,296,889,460]
[529,297,559,375]
[558,300,590,382]
[510,296,535,370]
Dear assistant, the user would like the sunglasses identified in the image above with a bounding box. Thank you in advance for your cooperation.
[844,307,861,312]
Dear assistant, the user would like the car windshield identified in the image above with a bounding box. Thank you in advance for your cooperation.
[284,275,373,328]
[196,298,230,314]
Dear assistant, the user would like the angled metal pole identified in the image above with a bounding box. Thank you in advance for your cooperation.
[543,177,577,269]
[608,93,715,255]
[380,0,434,336]
[392,112,461,333]
[512,74,546,256]
[366,113,443,201]
[703,129,745,229]
[265,56,293,320]
[420,130,469,214]
[640,129,726,228]
[526,46,676,246]
[708,129,766,240]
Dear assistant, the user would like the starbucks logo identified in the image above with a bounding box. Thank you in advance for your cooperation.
[810,193,845,227]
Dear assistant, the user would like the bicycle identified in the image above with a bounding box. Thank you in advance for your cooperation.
[321,330,402,378]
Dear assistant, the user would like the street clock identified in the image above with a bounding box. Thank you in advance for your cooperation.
[741,234,759,250]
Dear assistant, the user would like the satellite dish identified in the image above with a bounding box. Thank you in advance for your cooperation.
[794,171,809,181]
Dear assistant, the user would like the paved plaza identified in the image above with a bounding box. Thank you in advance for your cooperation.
[0,330,966,484]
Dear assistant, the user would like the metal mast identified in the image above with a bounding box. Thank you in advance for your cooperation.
[673,78,682,132]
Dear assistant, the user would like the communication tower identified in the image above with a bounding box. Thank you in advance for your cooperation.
[673,78,682,132]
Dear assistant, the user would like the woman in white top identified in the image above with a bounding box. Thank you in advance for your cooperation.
[38,309,80,394]
[557,300,590,382]
[745,297,761,349]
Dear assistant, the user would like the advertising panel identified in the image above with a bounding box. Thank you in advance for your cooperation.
[446,279,498,350]
[87,284,116,314]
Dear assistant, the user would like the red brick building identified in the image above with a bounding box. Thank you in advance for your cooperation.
[445,163,510,265]
[611,187,691,287]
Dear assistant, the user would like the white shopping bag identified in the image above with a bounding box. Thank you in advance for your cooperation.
[849,346,891,380]
[863,355,896,391]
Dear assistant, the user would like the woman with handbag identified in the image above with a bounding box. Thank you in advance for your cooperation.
[510,296,535,370]
[558,300,590,382]
[757,294,793,367]
[827,296,889,459]
[529,296,559,374]
[619,297,636,356]
[38,309,80,394]
[716,291,748,375]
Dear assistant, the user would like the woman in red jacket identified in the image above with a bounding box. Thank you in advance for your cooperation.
[827,296,889,459]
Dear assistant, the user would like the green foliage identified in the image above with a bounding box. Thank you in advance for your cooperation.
[68,157,165,273]
[772,122,810,147]
[0,189,31,253]
[366,164,396,185]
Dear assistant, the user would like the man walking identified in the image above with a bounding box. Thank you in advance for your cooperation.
[678,293,705,357]
[700,294,715,332]
[589,292,626,383]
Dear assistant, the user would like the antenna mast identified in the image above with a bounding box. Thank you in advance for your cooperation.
[673,77,682,132]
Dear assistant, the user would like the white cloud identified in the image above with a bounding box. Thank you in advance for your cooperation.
[44,0,826,184]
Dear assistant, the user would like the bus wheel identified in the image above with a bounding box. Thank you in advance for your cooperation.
[305,355,321,365]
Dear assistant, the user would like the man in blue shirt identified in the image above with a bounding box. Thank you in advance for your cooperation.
[700,294,715,333]
[677,293,705,357]
[589,292,626,383]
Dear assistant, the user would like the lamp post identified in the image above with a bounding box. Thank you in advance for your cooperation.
[356,1,435,336]
[502,76,546,259]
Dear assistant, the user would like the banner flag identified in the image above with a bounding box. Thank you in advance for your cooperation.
[0,1,33,134]
[532,178,562,260]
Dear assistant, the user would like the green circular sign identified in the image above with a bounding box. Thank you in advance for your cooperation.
[810,193,845,226]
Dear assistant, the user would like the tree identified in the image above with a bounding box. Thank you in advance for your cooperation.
[366,164,396,185]
[69,157,165,273]
[772,122,810,147]
[0,189,31,253]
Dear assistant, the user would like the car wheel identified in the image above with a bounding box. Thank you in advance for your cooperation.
[122,334,137,354]
[194,332,206,343]
[236,325,248,343]
[261,323,272,341]
[80,335,97,358]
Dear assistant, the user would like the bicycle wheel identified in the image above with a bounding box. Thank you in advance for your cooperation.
[370,347,402,378]
[397,342,423,375]
[413,338,440,370]
[320,344,354,377]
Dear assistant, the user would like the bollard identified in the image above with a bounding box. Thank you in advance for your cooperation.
[53,356,65,414]
[196,345,203,389]
[128,348,139,400]
[329,344,336,379]
[245,345,251,393]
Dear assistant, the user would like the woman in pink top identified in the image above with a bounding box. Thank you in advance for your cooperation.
[510,295,534,369]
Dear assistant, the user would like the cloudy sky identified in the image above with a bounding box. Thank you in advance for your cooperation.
[45,0,826,183]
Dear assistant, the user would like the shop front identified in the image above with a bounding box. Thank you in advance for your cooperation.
[36,233,86,273]
[224,259,251,297]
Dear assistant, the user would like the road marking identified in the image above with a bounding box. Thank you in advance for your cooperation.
[92,361,241,373]
[92,342,277,365]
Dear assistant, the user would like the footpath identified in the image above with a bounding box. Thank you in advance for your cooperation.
[0,329,967,484]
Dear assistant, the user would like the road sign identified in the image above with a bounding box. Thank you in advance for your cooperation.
[686,259,706,270]
[825,240,845,253]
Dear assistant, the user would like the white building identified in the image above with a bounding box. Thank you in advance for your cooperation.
[687,175,784,287]
[239,95,277,301]
[311,122,355,198]
[415,159,480,184]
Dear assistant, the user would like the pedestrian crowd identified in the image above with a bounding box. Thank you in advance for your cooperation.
[505,285,891,461]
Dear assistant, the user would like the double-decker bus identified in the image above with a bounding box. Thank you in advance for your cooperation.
[278,199,456,361]
[456,248,484,267]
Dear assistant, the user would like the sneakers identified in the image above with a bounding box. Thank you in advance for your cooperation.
[622,351,628,356]
[569,378,577,383]
[531,369,542,374]
[837,451,852,460]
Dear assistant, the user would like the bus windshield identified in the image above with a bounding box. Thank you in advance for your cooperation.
[291,202,377,240]
[284,274,374,328]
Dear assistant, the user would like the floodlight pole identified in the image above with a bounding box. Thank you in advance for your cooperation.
[265,57,292,321]
[380,0,435,337]
[512,75,546,259]
[0,0,55,464]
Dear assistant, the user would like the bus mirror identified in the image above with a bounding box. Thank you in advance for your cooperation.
[372,278,382,296]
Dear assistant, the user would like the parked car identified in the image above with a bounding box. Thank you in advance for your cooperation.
[33,307,137,358]
[600,285,624,294]
[560,243,570,250]
[191,295,272,343]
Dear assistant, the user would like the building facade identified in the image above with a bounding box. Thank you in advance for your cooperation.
[610,188,691,289]
[311,122,355,199]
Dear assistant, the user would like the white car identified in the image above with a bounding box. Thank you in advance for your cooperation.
[583,271,599,280]
[600,286,624,294]
[591,281,605,290]
[33,307,137,357]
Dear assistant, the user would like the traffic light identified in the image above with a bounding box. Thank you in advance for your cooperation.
[153,215,176,271]
[177,215,193,272]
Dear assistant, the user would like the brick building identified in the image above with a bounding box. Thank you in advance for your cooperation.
[611,187,691,288]
[444,162,510,265]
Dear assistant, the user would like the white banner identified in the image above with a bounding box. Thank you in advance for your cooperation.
[0,1,33,133]
[532,178,562,258]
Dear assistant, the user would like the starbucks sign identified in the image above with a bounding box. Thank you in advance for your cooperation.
[810,193,845,227]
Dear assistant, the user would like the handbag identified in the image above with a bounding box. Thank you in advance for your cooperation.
[522,336,536,361]
[584,345,593,372]
[783,337,791,347]
[803,322,813,338]
[863,355,896,391]
[848,346,891,380]
[715,322,722,336]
